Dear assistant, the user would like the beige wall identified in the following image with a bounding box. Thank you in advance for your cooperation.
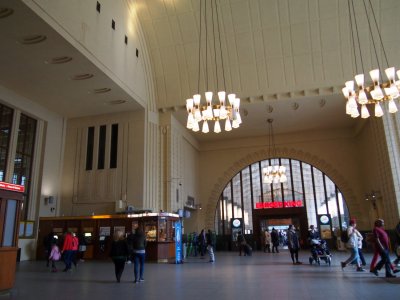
[61,110,146,216]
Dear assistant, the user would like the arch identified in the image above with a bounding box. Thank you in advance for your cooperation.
[204,147,357,229]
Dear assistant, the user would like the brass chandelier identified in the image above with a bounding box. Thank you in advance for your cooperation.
[342,0,399,118]
[186,0,241,133]
[262,119,287,184]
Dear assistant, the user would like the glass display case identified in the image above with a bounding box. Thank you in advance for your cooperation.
[144,220,157,241]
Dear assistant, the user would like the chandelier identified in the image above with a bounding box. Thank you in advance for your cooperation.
[186,0,241,133]
[342,0,399,118]
[263,119,287,184]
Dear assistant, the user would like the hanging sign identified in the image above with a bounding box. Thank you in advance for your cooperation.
[255,200,303,209]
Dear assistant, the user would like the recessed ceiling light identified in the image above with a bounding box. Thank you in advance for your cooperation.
[93,88,112,94]
[45,56,73,64]
[71,73,94,80]
[106,100,126,105]
[0,8,14,18]
[19,34,47,45]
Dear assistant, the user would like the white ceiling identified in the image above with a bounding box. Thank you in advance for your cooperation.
[2,0,400,141]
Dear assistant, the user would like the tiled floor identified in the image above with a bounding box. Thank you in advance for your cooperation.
[2,250,399,300]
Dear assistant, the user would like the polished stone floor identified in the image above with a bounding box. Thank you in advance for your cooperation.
[2,250,399,300]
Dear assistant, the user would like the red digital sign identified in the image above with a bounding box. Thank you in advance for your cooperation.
[0,182,25,193]
[255,200,303,209]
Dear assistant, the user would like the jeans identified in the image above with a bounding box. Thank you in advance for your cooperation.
[63,250,74,270]
[374,249,392,276]
[344,247,360,266]
[133,253,145,281]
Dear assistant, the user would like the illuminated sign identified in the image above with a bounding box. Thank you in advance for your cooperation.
[255,200,303,209]
[0,181,25,193]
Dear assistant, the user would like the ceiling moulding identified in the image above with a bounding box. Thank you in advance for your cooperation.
[318,86,335,95]
[265,94,278,101]
[290,90,306,98]
[277,92,291,100]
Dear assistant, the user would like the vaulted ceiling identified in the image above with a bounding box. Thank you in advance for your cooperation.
[1,0,400,142]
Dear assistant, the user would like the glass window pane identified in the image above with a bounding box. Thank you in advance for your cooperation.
[3,200,17,247]
[223,182,232,232]
[325,178,339,229]
[314,168,327,214]
[291,160,304,205]
[232,173,242,220]
[241,167,252,233]
[251,163,262,208]
[302,163,317,227]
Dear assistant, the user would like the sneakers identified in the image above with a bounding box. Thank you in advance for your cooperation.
[370,269,379,276]
[356,267,365,272]
[386,274,396,278]
[340,262,346,269]
[139,278,145,282]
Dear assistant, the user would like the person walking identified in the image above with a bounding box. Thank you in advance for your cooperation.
[340,219,365,272]
[287,225,301,264]
[206,229,215,263]
[48,239,61,272]
[271,228,279,253]
[264,229,271,253]
[109,230,129,283]
[198,229,206,258]
[131,227,147,283]
[61,230,75,272]
[370,219,396,278]
[236,231,246,256]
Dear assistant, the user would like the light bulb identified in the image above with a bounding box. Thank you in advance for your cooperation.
[345,80,355,92]
[357,90,368,105]
[355,74,364,87]
[186,98,193,112]
[388,99,398,113]
[374,102,384,117]
[202,120,209,133]
[342,87,350,98]
[214,120,221,133]
[193,94,201,105]
[361,105,370,119]
[225,119,232,131]
[192,120,200,132]
[218,91,226,106]
[205,91,213,103]
[187,114,194,129]
[369,69,380,82]
[385,67,395,81]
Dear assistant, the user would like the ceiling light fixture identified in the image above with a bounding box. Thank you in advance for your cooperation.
[342,0,399,118]
[263,119,287,184]
[186,0,241,133]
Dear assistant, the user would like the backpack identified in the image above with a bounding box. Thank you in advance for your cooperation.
[340,230,349,243]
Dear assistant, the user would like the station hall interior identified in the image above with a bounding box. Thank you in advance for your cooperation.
[0,0,400,297]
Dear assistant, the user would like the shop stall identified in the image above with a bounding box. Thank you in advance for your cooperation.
[37,212,179,262]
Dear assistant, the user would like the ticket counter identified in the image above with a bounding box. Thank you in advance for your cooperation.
[37,213,179,262]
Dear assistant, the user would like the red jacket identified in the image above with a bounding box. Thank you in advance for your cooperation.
[62,233,75,251]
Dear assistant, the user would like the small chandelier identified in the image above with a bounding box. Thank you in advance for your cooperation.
[186,0,242,133]
[263,119,287,184]
[342,0,399,118]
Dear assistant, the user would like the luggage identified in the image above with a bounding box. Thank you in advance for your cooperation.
[244,244,252,256]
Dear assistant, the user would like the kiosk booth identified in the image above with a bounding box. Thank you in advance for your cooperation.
[37,212,179,262]
[0,182,24,293]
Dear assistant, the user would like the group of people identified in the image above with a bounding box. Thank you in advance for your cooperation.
[43,230,85,273]
[110,228,146,283]
[186,229,216,262]
[340,219,398,278]
[263,228,281,253]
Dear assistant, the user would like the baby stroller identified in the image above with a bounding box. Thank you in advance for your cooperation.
[309,239,332,266]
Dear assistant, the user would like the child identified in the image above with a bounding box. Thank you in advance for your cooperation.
[49,241,61,272]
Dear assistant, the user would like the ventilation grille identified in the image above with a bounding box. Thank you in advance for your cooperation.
[0,8,14,18]
[19,34,47,45]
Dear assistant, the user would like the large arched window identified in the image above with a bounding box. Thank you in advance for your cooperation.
[214,158,350,236]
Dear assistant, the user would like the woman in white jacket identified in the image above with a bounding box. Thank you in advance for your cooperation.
[341,219,365,272]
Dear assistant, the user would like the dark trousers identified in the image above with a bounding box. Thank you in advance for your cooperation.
[63,250,74,270]
[272,244,279,253]
[133,253,145,281]
[289,248,299,263]
[264,244,271,253]
[112,258,126,282]
[374,249,392,276]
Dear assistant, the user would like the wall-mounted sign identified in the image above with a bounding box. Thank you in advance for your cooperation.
[0,181,25,193]
[255,200,303,209]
